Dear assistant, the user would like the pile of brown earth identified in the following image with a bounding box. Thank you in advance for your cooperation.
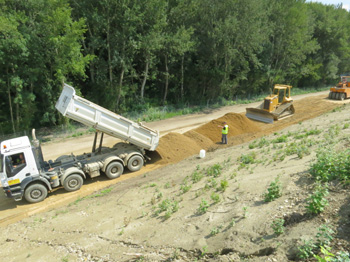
[156,113,259,163]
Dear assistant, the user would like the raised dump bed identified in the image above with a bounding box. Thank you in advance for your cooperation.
[55,83,159,151]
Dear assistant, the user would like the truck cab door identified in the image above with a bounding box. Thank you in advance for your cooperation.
[3,150,37,185]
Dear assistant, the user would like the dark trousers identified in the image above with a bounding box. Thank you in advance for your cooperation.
[222,134,227,144]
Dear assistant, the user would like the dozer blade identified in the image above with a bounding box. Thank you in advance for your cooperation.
[246,108,274,124]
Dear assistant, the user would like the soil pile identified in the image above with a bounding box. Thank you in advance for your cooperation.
[183,130,213,149]
[194,112,261,143]
[156,132,202,164]
[156,113,261,163]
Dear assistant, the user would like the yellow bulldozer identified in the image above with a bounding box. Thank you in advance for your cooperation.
[246,84,295,123]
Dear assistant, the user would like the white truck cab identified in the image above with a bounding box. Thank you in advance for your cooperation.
[0,136,49,201]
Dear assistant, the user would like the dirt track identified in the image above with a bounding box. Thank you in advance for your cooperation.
[0,91,341,227]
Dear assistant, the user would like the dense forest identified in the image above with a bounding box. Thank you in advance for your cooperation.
[1,0,350,134]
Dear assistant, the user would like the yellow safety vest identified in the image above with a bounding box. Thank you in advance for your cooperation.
[222,125,228,134]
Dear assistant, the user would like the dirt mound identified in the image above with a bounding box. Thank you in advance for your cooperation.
[194,113,261,143]
[184,130,213,149]
[156,132,202,164]
[156,113,260,163]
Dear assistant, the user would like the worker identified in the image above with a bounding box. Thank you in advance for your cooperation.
[13,153,26,168]
[218,121,228,144]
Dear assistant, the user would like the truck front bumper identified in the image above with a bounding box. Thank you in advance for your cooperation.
[3,185,23,201]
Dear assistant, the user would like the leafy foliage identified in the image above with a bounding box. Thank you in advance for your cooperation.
[263,176,282,202]
[305,182,329,214]
[310,149,350,183]
[271,218,285,236]
[1,0,350,134]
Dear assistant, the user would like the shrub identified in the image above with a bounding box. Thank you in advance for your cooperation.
[316,224,334,247]
[197,199,209,214]
[205,178,217,189]
[305,182,329,214]
[264,176,282,202]
[298,239,317,259]
[271,218,285,236]
[206,164,223,177]
[310,149,350,182]
[191,171,204,183]
[218,179,229,192]
[210,193,220,204]
[239,152,256,167]
[315,246,350,262]
[155,199,179,219]
[272,134,288,143]
[180,183,191,194]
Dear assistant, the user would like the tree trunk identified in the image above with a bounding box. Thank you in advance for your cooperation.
[140,58,149,100]
[180,54,184,101]
[107,18,113,85]
[163,54,169,105]
[7,75,15,133]
[16,102,19,131]
[116,68,125,110]
[82,38,95,83]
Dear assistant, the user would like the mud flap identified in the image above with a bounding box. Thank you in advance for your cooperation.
[246,108,274,124]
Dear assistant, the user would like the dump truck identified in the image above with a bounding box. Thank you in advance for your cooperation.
[329,76,350,100]
[246,84,295,124]
[0,83,159,203]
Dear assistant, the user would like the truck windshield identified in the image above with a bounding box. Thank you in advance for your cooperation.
[0,154,3,173]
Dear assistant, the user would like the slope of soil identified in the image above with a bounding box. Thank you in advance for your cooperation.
[0,93,349,262]
[1,101,350,262]
[155,132,202,164]
[194,112,261,143]
[184,130,213,149]
[0,94,342,228]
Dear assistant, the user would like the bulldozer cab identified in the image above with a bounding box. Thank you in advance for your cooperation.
[341,76,350,87]
[273,85,292,104]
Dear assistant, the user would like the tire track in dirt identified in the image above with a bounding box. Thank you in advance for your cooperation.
[0,94,343,227]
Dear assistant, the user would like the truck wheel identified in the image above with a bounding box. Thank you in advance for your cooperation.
[106,162,124,179]
[340,93,345,101]
[328,92,332,99]
[55,155,70,162]
[127,155,144,172]
[63,174,83,192]
[24,184,48,203]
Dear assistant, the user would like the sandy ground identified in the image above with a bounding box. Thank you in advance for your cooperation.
[0,91,350,261]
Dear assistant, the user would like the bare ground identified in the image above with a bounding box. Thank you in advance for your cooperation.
[1,92,350,262]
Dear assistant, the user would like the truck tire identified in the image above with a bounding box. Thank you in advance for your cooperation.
[55,155,70,162]
[63,174,83,192]
[106,161,124,179]
[127,155,144,172]
[340,93,345,101]
[24,184,48,203]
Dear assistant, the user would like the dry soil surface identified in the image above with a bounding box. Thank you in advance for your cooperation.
[1,91,350,262]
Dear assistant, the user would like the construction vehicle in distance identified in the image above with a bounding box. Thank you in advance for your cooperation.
[246,84,295,124]
[329,76,350,100]
[0,84,159,203]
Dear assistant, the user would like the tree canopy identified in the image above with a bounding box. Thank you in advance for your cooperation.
[0,0,349,134]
